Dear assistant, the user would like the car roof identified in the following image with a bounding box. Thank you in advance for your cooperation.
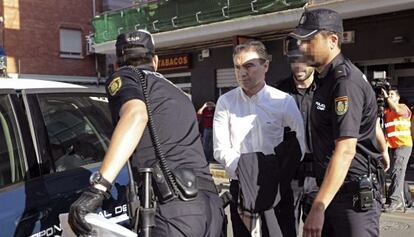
[0,78,87,90]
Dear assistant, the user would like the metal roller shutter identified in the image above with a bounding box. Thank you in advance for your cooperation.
[216,68,237,88]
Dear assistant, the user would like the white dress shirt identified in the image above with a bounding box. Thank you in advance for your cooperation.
[213,84,305,178]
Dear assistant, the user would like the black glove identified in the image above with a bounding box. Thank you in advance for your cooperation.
[68,186,109,236]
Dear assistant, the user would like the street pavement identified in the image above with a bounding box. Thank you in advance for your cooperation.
[210,162,414,237]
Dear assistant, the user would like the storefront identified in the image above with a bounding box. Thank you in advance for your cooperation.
[346,9,414,105]
[96,7,414,109]
[157,54,192,98]
[186,9,414,108]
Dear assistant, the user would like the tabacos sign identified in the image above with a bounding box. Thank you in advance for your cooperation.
[158,54,190,71]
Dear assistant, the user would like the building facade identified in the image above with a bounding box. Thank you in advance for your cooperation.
[0,0,104,83]
[91,0,414,108]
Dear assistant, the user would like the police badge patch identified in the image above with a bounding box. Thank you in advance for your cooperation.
[108,77,122,96]
[335,96,348,115]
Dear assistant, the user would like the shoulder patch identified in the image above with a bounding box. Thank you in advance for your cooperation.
[334,65,347,79]
[108,77,122,96]
[335,96,348,115]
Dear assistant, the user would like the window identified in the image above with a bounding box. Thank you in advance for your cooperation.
[59,29,82,58]
[0,95,25,188]
[37,94,113,172]
[216,68,237,96]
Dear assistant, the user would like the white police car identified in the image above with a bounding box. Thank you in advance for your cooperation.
[0,79,130,237]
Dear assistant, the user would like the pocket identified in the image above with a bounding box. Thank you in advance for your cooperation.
[158,199,207,236]
[264,120,284,141]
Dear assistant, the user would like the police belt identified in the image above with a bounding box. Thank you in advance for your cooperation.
[197,176,219,194]
[337,181,359,195]
[139,176,218,196]
[316,175,380,195]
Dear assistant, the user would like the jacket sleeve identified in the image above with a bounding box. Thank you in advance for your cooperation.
[283,95,306,160]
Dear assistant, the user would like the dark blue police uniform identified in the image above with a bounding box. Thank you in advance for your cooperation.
[311,53,382,237]
[106,65,224,237]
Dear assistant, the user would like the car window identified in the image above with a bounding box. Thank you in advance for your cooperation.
[37,94,113,172]
[0,95,25,187]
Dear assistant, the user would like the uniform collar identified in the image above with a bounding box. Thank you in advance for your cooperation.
[117,64,155,73]
[135,64,155,72]
[239,84,267,102]
[317,53,345,84]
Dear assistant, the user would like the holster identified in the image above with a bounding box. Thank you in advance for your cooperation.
[151,163,198,203]
[174,167,198,201]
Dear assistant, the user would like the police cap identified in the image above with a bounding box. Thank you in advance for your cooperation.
[285,36,303,59]
[115,29,155,57]
[289,8,343,40]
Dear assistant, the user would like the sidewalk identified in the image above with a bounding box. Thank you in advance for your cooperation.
[380,210,414,237]
[209,162,414,237]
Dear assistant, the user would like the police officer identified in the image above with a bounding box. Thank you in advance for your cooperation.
[68,30,223,237]
[276,36,318,235]
[289,9,386,237]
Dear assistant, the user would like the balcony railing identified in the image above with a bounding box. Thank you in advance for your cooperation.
[92,0,308,44]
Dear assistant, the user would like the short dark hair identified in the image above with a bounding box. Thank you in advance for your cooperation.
[389,87,400,97]
[117,47,154,67]
[233,40,270,62]
[319,30,343,49]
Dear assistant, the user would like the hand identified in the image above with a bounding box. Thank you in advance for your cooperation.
[69,187,108,235]
[381,151,390,172]
[381,88,389,99]
[197,103,207,114]
[303,203,325,237]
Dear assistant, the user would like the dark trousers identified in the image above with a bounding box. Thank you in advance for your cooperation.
[202,128,214,162]
[229,180,292,237]
[322,192,381,237]
[388,146,412,204]
[152,190,224,237]
[229,180,251,237]
[275,181,296,237]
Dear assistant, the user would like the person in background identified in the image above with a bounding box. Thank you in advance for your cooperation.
[197,101,216,162]
[382,88,412,212]
[276,36,318,236]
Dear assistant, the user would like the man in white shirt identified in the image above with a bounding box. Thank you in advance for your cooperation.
[213,40,305,237]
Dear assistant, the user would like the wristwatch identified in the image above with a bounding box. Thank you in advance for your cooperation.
[89,171,112,190]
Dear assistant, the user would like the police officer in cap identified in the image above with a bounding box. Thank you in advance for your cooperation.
[276,36,318,235]
[289,9,388,237]
[68,29,223,237]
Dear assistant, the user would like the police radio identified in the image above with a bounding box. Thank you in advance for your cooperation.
[354,156,374,211]
[355,175,374,211]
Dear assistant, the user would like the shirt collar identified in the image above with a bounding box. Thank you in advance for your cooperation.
[239,84,267,102]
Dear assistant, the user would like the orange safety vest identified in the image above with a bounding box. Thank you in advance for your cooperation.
[384,104,413,148]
